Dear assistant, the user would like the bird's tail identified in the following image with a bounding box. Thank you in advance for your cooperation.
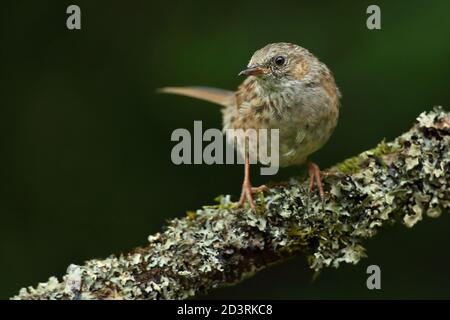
[157,86,235,107]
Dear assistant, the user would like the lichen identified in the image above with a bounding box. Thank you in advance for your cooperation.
[336,138,401,175]
[12,108,449,300]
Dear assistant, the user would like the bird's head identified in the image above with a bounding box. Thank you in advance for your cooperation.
[239,42,317,91]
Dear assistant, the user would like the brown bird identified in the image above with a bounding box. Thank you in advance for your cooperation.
[160,42,340,209]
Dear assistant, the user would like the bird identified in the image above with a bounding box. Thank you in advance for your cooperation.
[160,42,340,210]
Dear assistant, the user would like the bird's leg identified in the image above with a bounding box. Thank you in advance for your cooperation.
[307,161,325,199]
[238,157,268,209]
[239,157,255,209]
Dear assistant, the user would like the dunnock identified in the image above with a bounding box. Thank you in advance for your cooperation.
[160,42,340,209]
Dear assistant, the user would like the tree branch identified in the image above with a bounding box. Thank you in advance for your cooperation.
[12,108,449,300]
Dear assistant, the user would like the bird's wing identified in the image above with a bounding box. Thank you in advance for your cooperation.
[158,86,235,107]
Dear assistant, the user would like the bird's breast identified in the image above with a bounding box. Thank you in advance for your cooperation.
[223,83,339,167]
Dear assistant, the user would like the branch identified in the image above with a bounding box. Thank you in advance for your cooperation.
[12,108,449,300]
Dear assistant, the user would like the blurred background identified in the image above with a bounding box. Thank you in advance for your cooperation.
[1,0,449,299]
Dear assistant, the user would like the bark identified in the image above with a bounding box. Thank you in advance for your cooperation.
[12,108,449,300]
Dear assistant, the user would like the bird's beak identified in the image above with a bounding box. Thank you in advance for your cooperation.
[238,65,268,77]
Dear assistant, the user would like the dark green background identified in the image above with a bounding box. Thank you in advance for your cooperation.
[1,0,449,299]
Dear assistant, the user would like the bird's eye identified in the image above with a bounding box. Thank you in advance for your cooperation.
[274,56,286,66]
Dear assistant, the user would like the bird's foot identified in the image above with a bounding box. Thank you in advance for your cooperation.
[307,161,325,200]
[238,182,268,210]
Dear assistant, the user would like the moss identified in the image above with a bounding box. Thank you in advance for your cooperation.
[203,195,236,210]
[335,138,402,175]
[335,156,363,174]
[186,211,197,220]
[254,191,268,214]
[371,139,396,157]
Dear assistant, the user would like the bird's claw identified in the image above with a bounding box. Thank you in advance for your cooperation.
[238,183,268,210]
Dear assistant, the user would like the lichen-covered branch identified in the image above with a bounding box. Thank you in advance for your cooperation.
[12,108,449,300]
